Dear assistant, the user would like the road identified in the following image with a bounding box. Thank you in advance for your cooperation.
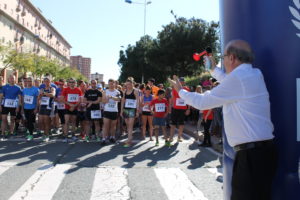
[0,130,223,200]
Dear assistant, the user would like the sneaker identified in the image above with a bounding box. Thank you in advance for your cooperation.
[123,144,130,147]
[96,137,101,142]
[84,136,90,142]
[149,137,154,141]
[155,141,159,146]
[177,138,183,143]
[165,141,171,147]
[44,137,50,142]
[62,138,68,143]
[72,136,78,142]
[27,135,33,141]
[101,139,106,145]
[109,137,116,143]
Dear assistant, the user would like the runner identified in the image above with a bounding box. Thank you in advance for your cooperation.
[55,79,66,136]
[61,78,82,142]
[77,80,88,139]
[22,77,39,141]
[147,78,159,98]
[169,77,190,143]
[102,79,121,145]
[120,79,139,147]
[84,80,102,142]
[140,86,153,140]
[0,75,22,140]
[150,89,169,146]
[38,77,55,142]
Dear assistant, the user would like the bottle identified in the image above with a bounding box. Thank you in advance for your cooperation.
[204,56,211,71]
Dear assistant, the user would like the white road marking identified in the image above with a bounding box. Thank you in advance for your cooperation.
[0,162,16,176]
[154,168,208,200]
[9,164,71,200]
[90,167,130,200]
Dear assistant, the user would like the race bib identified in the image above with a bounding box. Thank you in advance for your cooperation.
[41,97,50,105]
[125,99,137,108]
[67,94,79,102]
[155,103,166,113]
[176,98,186,107]
[4,99,17,108]
[142,104,151,112]
[91,110,101,119]
[24,95,34,104]
[57,102,65,110]
[104,101,118,112]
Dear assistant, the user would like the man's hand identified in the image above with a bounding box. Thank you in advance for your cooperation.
[168,75,183,93]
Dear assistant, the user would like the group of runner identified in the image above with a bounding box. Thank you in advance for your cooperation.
[0,75,191,147]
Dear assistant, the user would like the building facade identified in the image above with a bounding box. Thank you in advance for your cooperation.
[0,0,71,80]
[70,56,91,80]
[90,72,103,82]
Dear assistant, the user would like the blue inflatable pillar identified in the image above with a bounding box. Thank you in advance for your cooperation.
[220,0,300,199]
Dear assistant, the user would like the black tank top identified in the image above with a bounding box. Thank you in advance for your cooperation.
[125,89,136,100]
[41,87,54,108]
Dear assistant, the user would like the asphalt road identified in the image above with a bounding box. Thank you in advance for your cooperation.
[0,130,223,200]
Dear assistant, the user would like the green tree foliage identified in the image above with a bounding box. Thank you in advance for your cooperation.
[0,43,88,82]
[118,17,219,83]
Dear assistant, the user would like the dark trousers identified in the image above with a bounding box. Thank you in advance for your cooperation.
[202,120,212,145]
[24,109,35,135]
[57,110,65,124]
[231,142,278,200]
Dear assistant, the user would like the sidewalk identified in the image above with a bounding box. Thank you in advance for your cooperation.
[183,122,223,154]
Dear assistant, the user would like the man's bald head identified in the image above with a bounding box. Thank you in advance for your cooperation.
[225,40,254,63]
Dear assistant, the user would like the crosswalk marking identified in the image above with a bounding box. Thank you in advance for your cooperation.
[90,167,130,200]
[9,164,71,200]
[154,168,209,200]
[0,162,16,176]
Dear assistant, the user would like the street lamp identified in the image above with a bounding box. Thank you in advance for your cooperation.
[125,0,152,83]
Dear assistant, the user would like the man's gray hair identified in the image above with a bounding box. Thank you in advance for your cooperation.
[226,45,255,63]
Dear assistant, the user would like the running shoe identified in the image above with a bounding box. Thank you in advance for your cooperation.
[109,137,116,143]
[155,141,159,146]
[101,139,106,145]
[177,138,183,143]
[72,136,78,142]
[165,141,171,147]
[27,135,33,141]
[84,135,90,143]
[44,137,50,142]
[96,137,101,142]
[62,138,68,143]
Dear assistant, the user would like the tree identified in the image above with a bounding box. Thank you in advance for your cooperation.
[118,17,219,83]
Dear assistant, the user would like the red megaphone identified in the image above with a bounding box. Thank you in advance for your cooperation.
[193,51,207,61]
[193,47,212,61]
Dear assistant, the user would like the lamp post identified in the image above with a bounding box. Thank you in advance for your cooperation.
[125,0,151,83]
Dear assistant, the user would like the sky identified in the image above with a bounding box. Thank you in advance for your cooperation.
[30,0,219,82]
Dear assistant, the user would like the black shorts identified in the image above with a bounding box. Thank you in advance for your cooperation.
[1,106,17,116]
[142,111,152,116]
[77,111,88,121]
[39,106,52,116]
[86,109,102,121]
[103,111,118,120]
[65,110,78,115]
[171,108,186,126]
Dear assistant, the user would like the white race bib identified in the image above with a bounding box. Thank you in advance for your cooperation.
[91,110,101,119]
[41,97,50,105]
[104,101,118,112]
[155,103,166,113]
[125,99,137,108]
[142,104,151,112]
[4,99,17,108]
[57,102,65,110]
[24,95,34,104]
[67,94,79,102]
[175,98,186,107]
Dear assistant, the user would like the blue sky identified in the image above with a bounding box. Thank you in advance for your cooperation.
[30,0,219,82]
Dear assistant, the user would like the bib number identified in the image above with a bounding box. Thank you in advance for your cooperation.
[125,99,137,108]
[41,97,50,105]
[91,110,101,119]
[176,98,186,107]
[104,101,117,112]
[24,95,34,104]
[57,102,65,110]
[4,99,17,108]
[67,94,79,102]
[142,104,151,112]
[155,103,166,113]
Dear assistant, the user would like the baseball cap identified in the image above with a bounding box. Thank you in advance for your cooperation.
[179,77,185,82]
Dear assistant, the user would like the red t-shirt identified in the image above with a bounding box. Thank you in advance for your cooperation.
[150,98,169,118]
[62,87,83,109]
[203,109,214,120]
[172,86,190,109]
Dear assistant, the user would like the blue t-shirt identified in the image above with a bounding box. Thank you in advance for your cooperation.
[56,87,62,98]
[22,86,39,109]
[39,83,57,89]
[2,84,22,99]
